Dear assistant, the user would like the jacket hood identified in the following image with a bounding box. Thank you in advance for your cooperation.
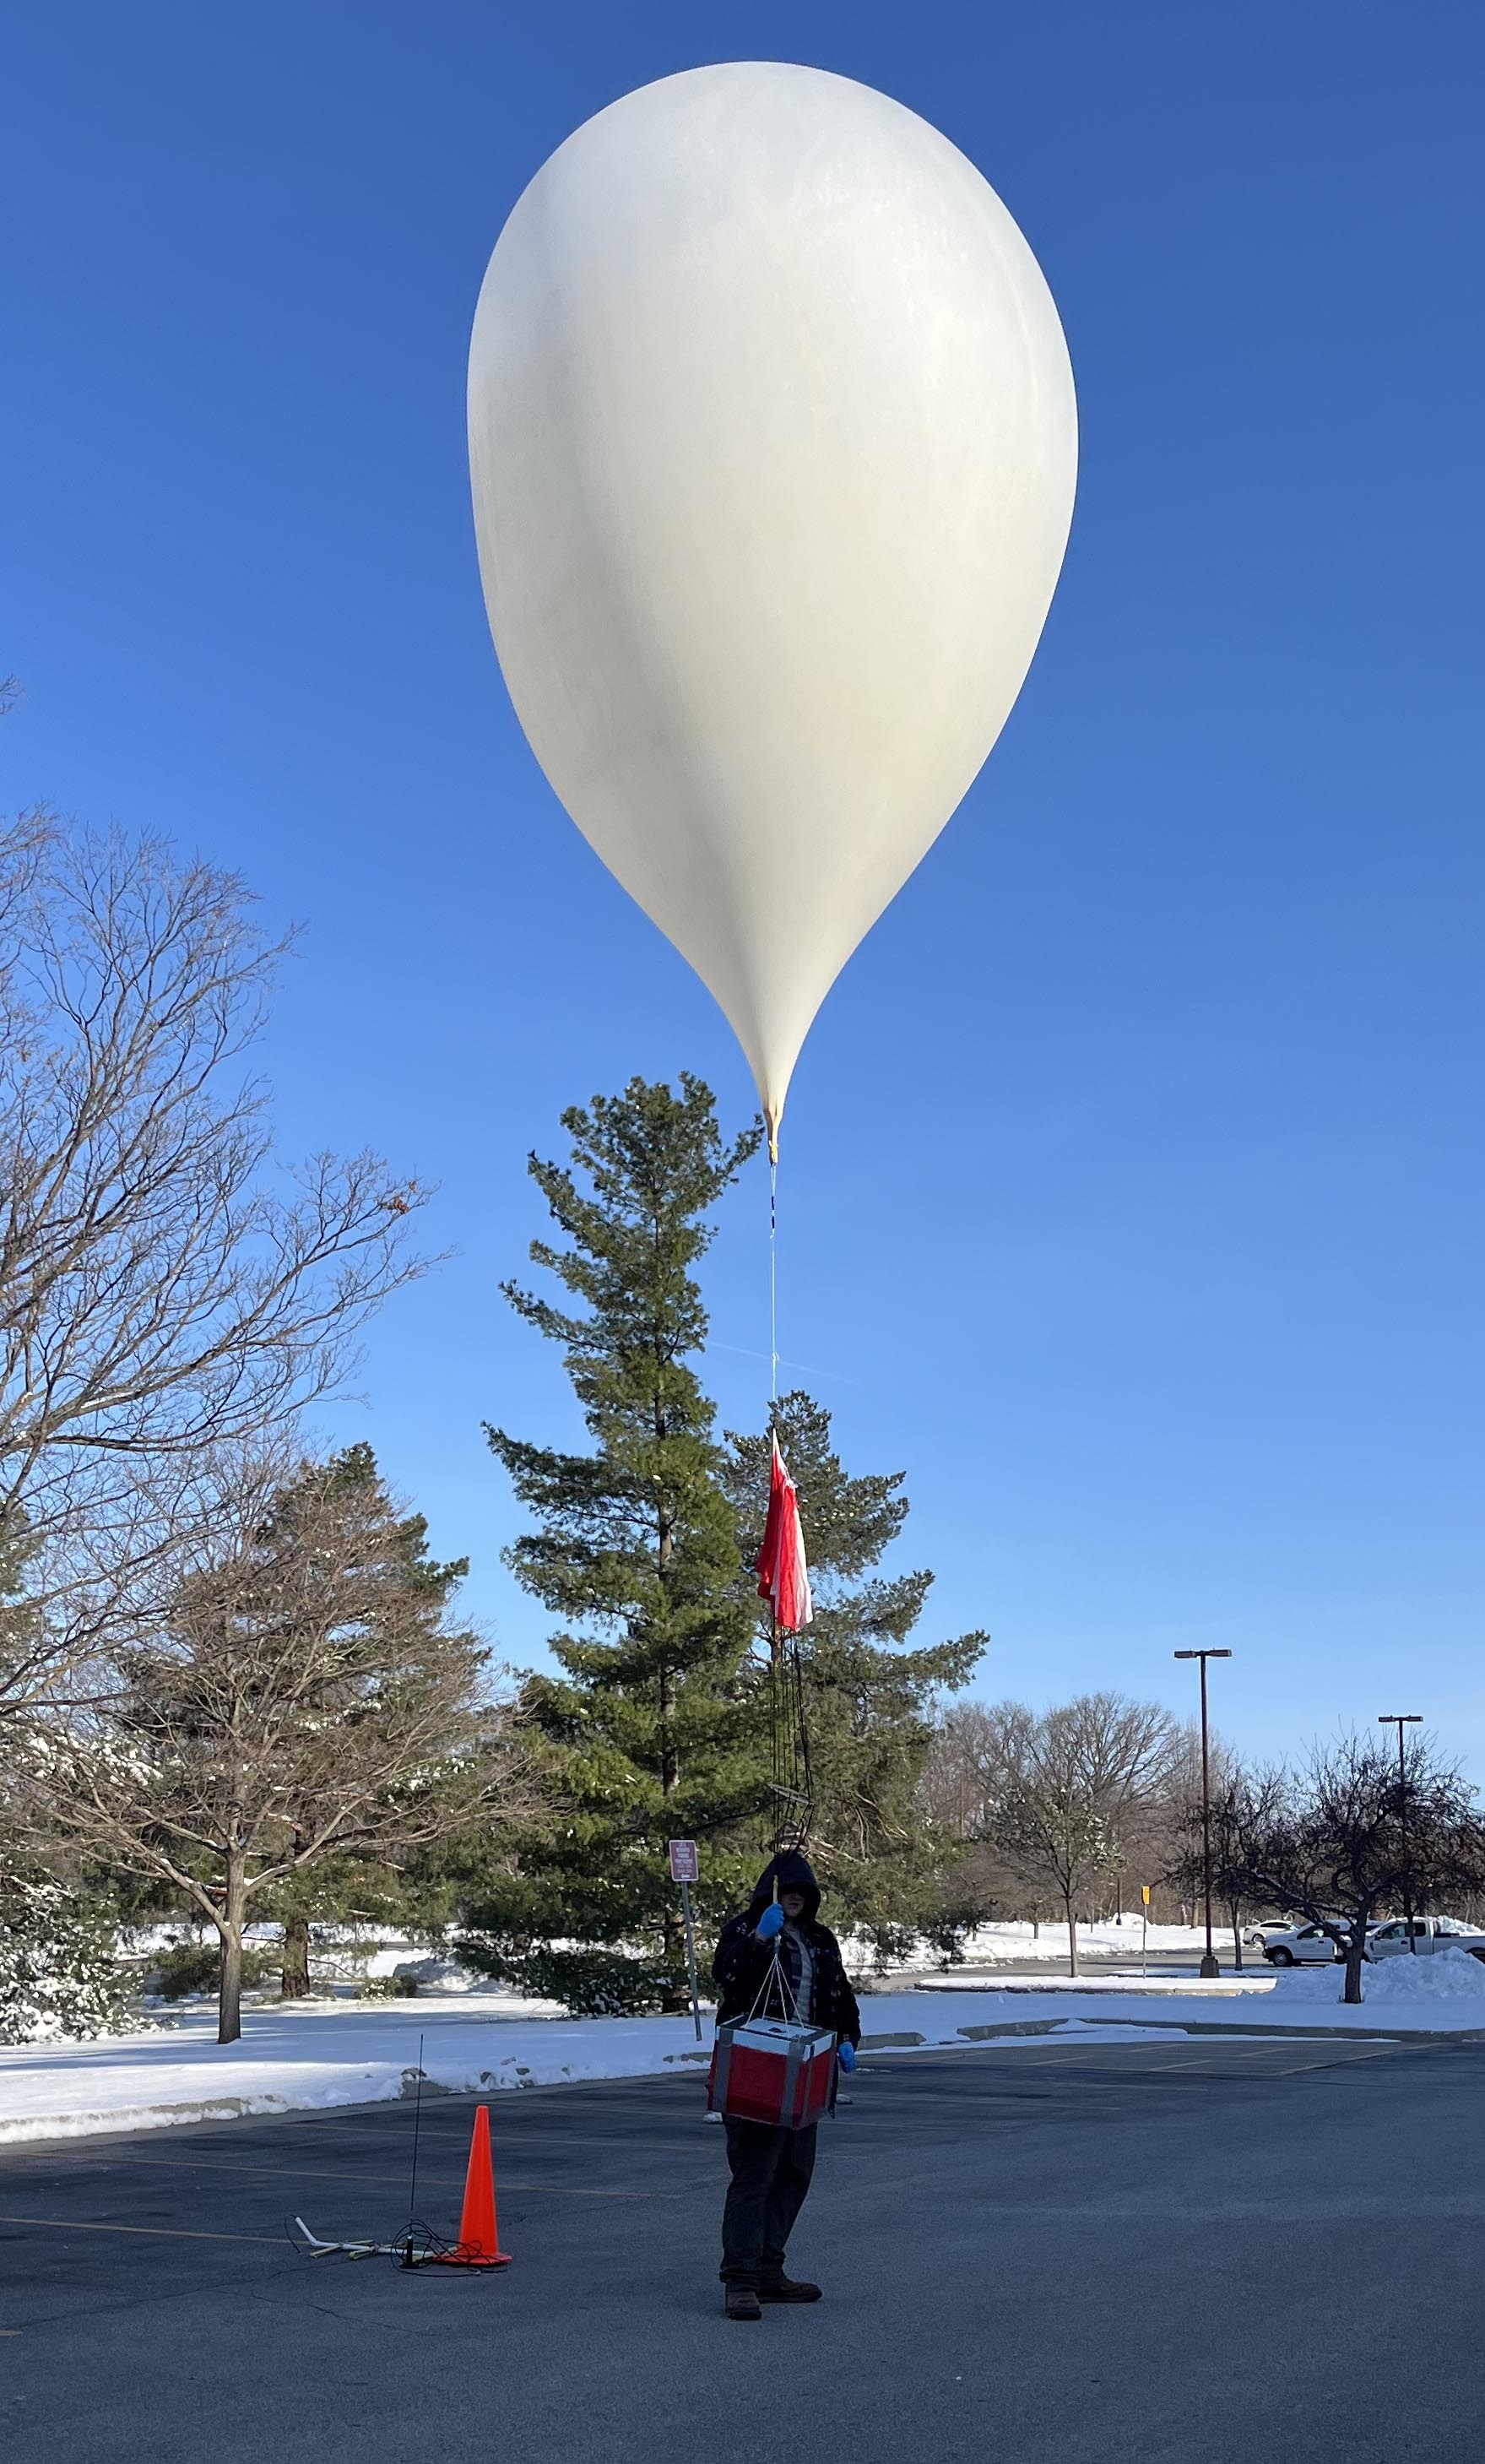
[746,1850,821,1925]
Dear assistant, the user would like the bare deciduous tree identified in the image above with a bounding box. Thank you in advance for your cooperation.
[993,1716,1117,1978]
[929,1693,1186,1973]
[919,1702,1043,1948]
[1168,1750,1269,1970]
[0,808,429,1713]
[1060,1691,1190,1921]
[30,1445,526,2040]
[921,1700,1037,1843]
[1222,1734,1485,2004]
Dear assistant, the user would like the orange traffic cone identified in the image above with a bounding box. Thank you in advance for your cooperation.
[437,2104,512,2268]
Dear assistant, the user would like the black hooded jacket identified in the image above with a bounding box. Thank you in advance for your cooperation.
[711,1851,862,2046]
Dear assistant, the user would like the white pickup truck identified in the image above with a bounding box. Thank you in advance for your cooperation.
[1261,1923,1353,1965]
[1367,1916,1485,1961]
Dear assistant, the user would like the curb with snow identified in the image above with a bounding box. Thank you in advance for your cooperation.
[4,1957,1485,2148]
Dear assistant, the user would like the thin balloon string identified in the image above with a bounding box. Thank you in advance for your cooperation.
[769,1153,778,1412]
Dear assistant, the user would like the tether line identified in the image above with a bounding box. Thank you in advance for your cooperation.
[0,2212,285,2246]
[769,1152,778,1408]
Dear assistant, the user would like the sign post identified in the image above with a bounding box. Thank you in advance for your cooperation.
[669,1841,702,2040]
[1141,1884,1150,1979]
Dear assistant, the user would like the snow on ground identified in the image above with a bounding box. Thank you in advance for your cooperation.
[0,1991,1201,2149]
[939,1919,1232,1965]
[5,1962,1485,2147]
[0,1995,714,2147]
[921,1961,1485,2032]
[118,1926,533,2009]
[1267,1948,1485,2005]
[923,1971,1272,1995]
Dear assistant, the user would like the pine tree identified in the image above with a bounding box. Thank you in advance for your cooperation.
[465,1077,768,2014]
[723,1392,987,1958]
[0,1524,135,2047]
[0,1867,138,2046]
[0,1507,46,1718]
[251,1446,485,2000]
[38,1442,506,2041]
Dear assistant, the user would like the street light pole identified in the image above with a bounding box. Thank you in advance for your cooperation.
[1379,1714,1423,1954]
[1175,1648,1233,1979]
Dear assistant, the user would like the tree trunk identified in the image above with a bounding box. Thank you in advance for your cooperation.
[1064,1890,1079,1978]
[1031,1914,1040,1940]
[280,1914,311,2000]
[219,1928,242,2042]
[218,1852,247,2043]
[661,1890,687,2011]
[657,1652,689,2008]
[1342,1923,1368,2005]
[1229,1902,1244,1973]
[655,1425,688,2012]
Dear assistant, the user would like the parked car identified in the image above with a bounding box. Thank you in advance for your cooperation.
[1244,1919,1309,1951]
[1262,1924,1343,1966]
[1368,1916,1485,1962]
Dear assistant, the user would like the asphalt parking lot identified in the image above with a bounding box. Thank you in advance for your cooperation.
[2,2033,1481,2464]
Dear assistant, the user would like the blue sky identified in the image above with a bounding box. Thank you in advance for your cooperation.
[3,5,1482,1768]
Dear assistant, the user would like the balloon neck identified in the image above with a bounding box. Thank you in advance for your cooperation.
[766,1114,780,1166]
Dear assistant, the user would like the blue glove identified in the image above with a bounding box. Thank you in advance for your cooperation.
[837,2039,856,2072]
[756,1902,784,1941]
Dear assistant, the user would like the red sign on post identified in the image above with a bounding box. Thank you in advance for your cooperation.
[668,1839,699,1884]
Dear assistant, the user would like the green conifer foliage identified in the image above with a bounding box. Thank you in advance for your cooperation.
[35,1441,499,2042]
[467,1077,769,2014]
[0,1870,138,2044]
[252,1445,481,1998]
[724,1392,987,1960]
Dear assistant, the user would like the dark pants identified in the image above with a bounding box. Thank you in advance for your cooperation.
[719,2119,818,2285]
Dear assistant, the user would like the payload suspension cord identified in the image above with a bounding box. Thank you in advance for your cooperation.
[748,1942,805,2027]
[792,1636,813,1811]
[768,1626,812,1853]
[769,1152,778,1406]
[766,1138,811,1851]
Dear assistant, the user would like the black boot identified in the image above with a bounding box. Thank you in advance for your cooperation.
[758,2275,821,2302]
[724,2282,763,2320]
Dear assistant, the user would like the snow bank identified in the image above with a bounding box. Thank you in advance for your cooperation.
[0,1989,1206,2147]
[1268,1948,1485,2006]
[0,1996,718,2147]
[7,1964,1485,2148]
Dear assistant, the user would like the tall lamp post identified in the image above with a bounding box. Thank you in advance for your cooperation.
[1378,1714,1423,1954]
[1175,1648,1233,1979]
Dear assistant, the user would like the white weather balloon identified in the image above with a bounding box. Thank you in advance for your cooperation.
[469,62,1076,1149]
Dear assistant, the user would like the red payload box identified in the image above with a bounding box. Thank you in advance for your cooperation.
[708,2018,837,2129]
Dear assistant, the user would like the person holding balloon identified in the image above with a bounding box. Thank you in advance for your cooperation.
[710,1851,862,2320]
